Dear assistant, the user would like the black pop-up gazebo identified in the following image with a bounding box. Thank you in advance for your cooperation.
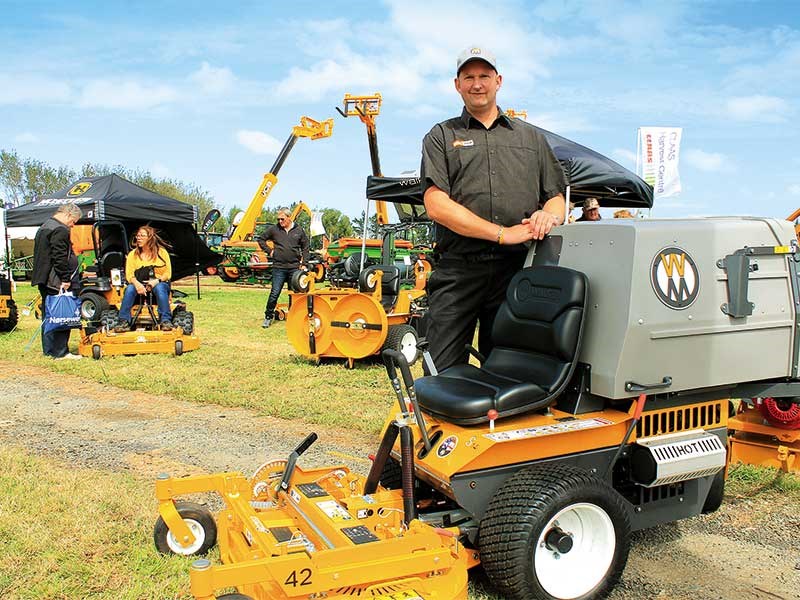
[6,174,221,280]
[366,124,654,219]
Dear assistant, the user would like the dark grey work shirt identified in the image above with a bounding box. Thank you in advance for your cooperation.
[421,107,566,256]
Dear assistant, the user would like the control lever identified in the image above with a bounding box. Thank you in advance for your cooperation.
[279,432,318,492]
[417,338,438,376]
[382,351,410,415]
[383,349,432,452]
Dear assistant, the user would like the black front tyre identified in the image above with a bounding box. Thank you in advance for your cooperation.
[383,324,419,366]
[290,270,311,293]
[216,594,254,600]
[480,464,631,600]
[0,299,18,332]
[153,501,217,556]
[173,311,194,335]
[99,308,119,331]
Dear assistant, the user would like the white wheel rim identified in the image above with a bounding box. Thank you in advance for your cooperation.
[81,301,96,319]
[399,331,417,363]
[534,502,616,599]
[166,518,205,555]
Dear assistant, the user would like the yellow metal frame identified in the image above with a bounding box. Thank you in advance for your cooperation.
[78,327,200,358]
[229,117,334,244]
[729,402,799,473]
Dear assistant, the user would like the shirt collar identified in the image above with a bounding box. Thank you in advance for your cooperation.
[460,106,514,130]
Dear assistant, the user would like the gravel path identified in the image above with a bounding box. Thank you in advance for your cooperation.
[1,361,799,600]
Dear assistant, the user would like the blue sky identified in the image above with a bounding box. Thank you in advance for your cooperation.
[2,0,799,221]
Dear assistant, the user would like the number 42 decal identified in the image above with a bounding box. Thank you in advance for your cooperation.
[284,568,313,587]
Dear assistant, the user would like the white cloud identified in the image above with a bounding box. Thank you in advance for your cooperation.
[612,148,637,166]
[788,184,800,196]
[150,163,171,178]
[726,95,789,122]
[684,148,727,172]
[0,74,71,105]
[77,80,179,110]
[188,62,235,94]
[235,130,282,155]
[14,132,39,143]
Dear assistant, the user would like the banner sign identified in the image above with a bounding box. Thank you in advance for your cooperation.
[638,127,682,198]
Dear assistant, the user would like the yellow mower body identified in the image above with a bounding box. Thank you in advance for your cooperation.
[78,325,199,359]
[286,269,426,367]
[728,402,800,473]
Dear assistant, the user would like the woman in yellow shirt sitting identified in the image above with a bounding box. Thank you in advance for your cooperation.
[115,225,173,332]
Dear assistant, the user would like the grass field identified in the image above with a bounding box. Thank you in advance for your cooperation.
[1,278,799,600]
[0,280,410,436]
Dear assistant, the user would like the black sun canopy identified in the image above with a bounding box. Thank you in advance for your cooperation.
[5,174,221,280]
[367,124,653,219]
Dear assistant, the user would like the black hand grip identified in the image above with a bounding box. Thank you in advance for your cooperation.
[625,376,672,393]
[381,349,398,380]
[384,349,414,389]
[294,432,318,456]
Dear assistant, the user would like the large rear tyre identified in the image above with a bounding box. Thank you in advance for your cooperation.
[702,469,725,514]
[479,464,631,600]
[0,299,18,332]
[79,292,109,324]
[153,501,217,556]
[383,324,419,366]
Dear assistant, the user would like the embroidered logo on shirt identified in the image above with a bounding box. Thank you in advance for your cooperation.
[453,139,474,148]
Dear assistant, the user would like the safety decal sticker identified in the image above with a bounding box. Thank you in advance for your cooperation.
[316,500,352,522]
[437,435,458,458]
[651,246,700,310]
[484,417,613,442]
[373,591,424,600]
[67,182,92,196]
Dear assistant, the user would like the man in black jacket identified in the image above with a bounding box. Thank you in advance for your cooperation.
[31,203,82,358]
[256,207,309,328]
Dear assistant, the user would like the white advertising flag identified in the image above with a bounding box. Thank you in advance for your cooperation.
[309,211,327,238]
[638,127,682,198]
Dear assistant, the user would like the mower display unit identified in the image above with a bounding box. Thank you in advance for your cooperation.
[77,220,199,359]
[155,216,800,600]
[0,273,18,332]
[285,230,428,368]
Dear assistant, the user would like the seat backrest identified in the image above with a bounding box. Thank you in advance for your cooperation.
[379,265,401,310]
[99,251,125,277]
[484,266,587,394]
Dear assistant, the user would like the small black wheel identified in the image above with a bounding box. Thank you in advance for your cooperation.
[153,501,217,556]
[173,311,194,335]
[0,299,18,332]
[216,594,254,600]
[219,267,240,283]
[378,456,402,490]
[383,324,419,365]
[79,292,109,323]
[290,270,311,293]
[358,266,379,293]
[174,339,184,356]
[92,344,101,360]
[479,464,631,600]
[702,469,725,514]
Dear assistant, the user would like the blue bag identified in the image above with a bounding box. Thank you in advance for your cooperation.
[43,292,82,334]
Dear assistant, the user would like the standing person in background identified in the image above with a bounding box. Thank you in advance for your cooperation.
[256,207,309,329]
[31,203,82,359]
[420,46,566,373]
[114,225,173,332]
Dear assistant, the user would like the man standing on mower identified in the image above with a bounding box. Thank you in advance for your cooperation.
[257,207,309,328]
[115,225,173,332]
[31,202,82,359]
[420,46,566,373]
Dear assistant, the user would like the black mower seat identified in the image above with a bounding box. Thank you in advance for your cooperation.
[415,266,588,425]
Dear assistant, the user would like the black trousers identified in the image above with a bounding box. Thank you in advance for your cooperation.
[424,253,525,374]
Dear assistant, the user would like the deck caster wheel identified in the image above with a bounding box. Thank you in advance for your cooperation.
[383,324,419,365]
[153,501,217,556]
[92,344,101,360]
[480,464,631,600]
[174,339,183,356]
[216,594,254,600]
[290,270,311,293]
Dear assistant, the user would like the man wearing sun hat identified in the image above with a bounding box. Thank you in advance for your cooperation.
[576,197,602,221]
[419,46,567,373]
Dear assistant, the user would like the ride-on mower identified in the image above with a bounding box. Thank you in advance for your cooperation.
[153,215,800,600]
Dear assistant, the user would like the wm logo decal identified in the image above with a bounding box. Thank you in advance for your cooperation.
[651,247,699,309]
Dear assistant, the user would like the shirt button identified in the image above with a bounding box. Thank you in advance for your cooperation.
[491,171,496,175]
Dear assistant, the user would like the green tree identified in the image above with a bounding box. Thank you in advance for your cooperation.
[0,150,76,206]
[351,212,381,238]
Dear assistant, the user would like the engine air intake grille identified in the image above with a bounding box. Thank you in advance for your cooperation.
[637,400,726,438]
